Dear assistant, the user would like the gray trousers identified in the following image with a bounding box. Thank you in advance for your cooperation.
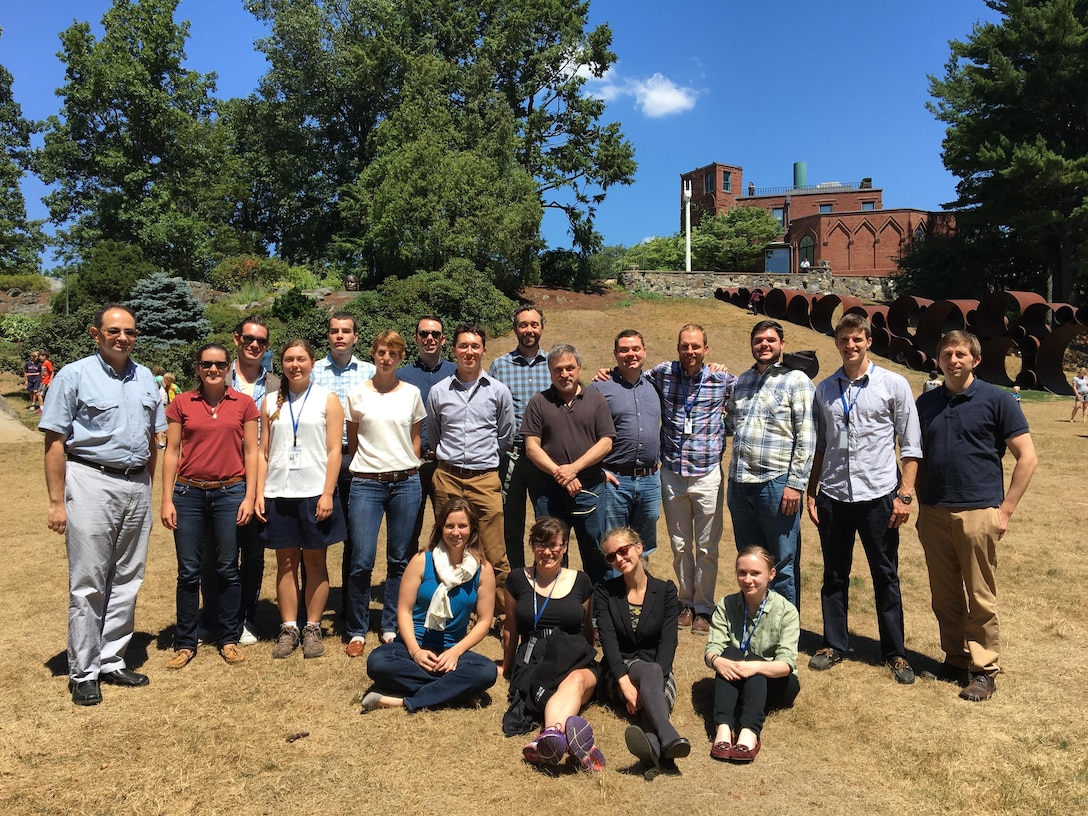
[65,462,152,682]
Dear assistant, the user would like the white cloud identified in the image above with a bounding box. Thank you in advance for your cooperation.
[584,68,698,118]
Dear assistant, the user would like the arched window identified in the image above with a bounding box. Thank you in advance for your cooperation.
[913,224,927,243]
[798,235,815,265]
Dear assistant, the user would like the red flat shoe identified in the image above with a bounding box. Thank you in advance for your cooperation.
[729,739,761,763]
[709,741,733,761]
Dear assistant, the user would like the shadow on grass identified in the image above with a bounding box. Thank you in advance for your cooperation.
[44,630,156,677]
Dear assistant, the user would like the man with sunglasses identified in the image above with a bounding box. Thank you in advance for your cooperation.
[398,315,456,550]
[312,312,376,621]
[41,304,167,705]
[725,320,815,610]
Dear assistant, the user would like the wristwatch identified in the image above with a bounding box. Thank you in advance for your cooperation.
[896,493,913,505]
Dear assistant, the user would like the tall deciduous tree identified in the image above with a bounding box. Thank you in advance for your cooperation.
[691,207,783,271]
[928,0,1088,302]
[37,0,254,278]
[0,30,47,275]
[242,0,635,282]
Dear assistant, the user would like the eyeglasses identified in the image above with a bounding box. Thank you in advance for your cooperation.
[239,334,269,347]
[532,541,565,552]
[603,543,637,564]
[198,360,230,371]
[417,330,442,339]
[104,328,138,338]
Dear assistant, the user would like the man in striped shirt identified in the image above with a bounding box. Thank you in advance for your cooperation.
[726,320,815,610]
[647,324,735,634]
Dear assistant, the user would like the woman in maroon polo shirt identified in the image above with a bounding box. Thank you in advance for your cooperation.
[161,343,259,668]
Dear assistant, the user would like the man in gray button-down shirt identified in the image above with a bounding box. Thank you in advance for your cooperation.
[427,324,515,611]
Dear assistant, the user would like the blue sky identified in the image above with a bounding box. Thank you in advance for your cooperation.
[1,0,1001,265]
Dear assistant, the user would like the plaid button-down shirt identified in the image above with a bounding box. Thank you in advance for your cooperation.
[488,349,550,443]
[726,363,816,491]
[312,354,376,445]
[647,361,735,478]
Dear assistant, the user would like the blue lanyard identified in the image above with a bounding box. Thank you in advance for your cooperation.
[532,568,558,629]
[679,367,704,419]
[837,364,872,426]
[287,384,313,446]
[740,594,768,654]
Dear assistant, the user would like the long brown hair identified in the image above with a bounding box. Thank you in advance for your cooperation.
[429,498,484,563]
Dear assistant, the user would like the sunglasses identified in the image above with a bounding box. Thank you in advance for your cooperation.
[417,330,442,339]
[104,328,138,338]
[198,360,230,371]
[239,333,269,347]
[603,543,637,564]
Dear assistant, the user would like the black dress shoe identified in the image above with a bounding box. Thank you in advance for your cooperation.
[69,679,102,706]
[99,668,150,687]
[663,736,692,760]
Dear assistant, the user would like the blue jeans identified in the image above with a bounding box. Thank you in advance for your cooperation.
[532,479,608,586]
[727,475,802,610]
[366,639,497,712]
[173,481,245,649]
[347,475,422,639]
[603,472,661,558]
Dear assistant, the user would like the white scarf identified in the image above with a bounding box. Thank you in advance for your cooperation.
[424,543,479,631]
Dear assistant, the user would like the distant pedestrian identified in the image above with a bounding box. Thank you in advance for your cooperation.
[1070,367,1088,422]
[24,350,42,413]
[923,371,942,393]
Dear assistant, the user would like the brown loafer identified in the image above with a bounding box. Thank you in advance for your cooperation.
[959,672,996,702]
[678,607,694,628]
[691,614,711,635]
[345,638,366,658]
[710,741,733,761]
[166,649,195,670]
[220,643,245,664]
[729,739,761,763]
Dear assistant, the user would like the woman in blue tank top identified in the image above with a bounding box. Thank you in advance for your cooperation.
[361,498,498,712]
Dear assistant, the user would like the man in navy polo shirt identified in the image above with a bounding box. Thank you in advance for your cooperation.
[915,330,1036,702]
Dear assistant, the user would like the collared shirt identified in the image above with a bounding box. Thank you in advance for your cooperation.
[727,363,816,490]
[399,357,457,454]
[166,387,259,481]
[39,353,167,469]
[521,385,616,484]
[646,361,735,478]
[813,363,923,503]
[589,368,661,468]
[231,361,276,442]
[427,372,515,470]
[916,378,1028,508]
[488,349,550,442]
[312,354,377,445]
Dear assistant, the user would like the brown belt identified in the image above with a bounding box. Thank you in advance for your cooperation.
[352,469,418,483]
[176,475,244,489]
[438,461,498,478]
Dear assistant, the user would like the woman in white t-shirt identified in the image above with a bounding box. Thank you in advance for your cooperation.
[343,331,425,657]
[255,339,345,660]
[1071,367,1088,423]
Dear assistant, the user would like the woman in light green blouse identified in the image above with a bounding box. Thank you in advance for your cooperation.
[703,545,800,764]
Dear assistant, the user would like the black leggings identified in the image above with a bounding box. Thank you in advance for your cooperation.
[713,646,800,737]
[627,660,681,748]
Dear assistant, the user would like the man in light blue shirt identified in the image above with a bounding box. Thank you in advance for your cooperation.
[428,324,515,609]
[41,304,167,706]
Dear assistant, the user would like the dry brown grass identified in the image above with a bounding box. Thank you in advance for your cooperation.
[1,292,1086,815]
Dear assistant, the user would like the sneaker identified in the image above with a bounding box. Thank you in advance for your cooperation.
[677,607,694,629]
[165,648,195,670]
[809,648,843,671]
[959,672,997,702]
[691,614,711,634]
[565,715,606,772]
[220,643,245,664]
[271,624,300,658]
[523,726,567,766]
[301,623,324,659]
[238,625,258,646]
[887,656,915,684]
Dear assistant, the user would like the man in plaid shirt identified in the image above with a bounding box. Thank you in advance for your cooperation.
[647,324,735,634]
[725,320,815,610]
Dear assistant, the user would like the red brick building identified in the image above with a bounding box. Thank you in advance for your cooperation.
[679,161,953,277]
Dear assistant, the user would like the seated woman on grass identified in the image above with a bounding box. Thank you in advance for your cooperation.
[502,517,604,773]
[596,527,691,772]
[362,498,497,712]
[704,545,800,764]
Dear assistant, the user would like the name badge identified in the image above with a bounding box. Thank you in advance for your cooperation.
[684,416,694,435]
[288,446,303,469]
[837,426,849,450]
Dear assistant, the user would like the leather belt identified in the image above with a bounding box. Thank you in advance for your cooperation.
[176,475,244,489]
[66,452,146,477]
[352,469,418,483]
[438,461,497,478]
[611,463,659,478]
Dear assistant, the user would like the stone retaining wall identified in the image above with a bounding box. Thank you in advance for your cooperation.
[619,269,895,301]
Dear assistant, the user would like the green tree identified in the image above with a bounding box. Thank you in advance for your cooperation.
[242,0,635,275]
[52,240,157,315]
[622,235,684,271]
[126,272,210,345]
[691,207,783,271]
[928,0,1088,302]
[37,0,253,278]
[0,31,47,275]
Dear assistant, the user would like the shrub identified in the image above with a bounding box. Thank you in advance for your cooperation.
[209,255,291,292]
[24,307,98,367]
[0,313,40,343]
[0,274,51,294]
[52,241,157,315]
[127,273,211,346]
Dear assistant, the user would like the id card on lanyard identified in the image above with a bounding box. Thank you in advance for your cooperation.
[836,364,871,450]
[680,368,704,436]
[287,384,313,469]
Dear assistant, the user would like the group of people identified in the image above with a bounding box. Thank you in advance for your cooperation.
[23,349,52,413]
[40,301,1036,772]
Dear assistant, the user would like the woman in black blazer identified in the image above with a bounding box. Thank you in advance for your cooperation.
[596,528,691,771]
